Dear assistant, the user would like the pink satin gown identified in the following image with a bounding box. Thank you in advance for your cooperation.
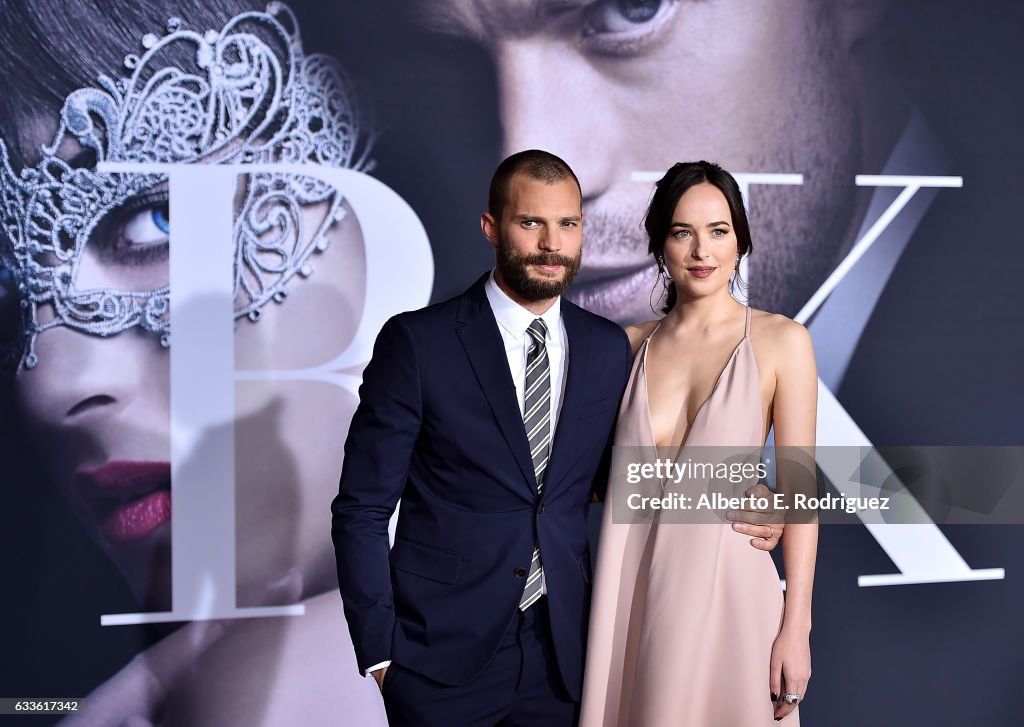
[580,308,797,726]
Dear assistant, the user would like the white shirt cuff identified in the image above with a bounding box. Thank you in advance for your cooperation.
[365,660,391,676]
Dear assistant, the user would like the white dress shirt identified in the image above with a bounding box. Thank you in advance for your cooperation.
[483,270,569,434]
[484,270,567,600]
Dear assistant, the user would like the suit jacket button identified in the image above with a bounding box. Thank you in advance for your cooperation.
[514,568,526,578]
[537,503,545,514]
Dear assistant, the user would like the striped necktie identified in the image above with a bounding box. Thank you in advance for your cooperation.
[519,318,550,610]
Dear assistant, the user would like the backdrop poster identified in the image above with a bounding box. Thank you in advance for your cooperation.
[0,1,1021,725]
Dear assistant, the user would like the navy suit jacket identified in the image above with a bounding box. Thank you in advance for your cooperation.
[331,274,631,700]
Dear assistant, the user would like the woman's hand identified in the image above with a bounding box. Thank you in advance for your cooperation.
[58,569,303,727]
[769,625,811,721]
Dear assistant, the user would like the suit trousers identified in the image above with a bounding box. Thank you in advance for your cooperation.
[382,597,579,727]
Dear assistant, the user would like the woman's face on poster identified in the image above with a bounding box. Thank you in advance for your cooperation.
[6,114,367,610]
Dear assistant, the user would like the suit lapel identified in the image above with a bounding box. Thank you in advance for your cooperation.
[456,277,537,490]
[544,301,590,492]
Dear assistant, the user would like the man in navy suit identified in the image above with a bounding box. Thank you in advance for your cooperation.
[331,150,783,726]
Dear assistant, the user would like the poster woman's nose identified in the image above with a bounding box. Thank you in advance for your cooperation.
[17,326,169,435]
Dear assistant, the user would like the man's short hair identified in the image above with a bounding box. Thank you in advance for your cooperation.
[488,149,582,220]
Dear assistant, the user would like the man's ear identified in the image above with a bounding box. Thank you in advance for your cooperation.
[481,211,499,249]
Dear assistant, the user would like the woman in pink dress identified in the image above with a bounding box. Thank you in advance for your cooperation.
[580,161,818,725]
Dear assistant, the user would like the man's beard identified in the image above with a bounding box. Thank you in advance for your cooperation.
[496,238,582,302]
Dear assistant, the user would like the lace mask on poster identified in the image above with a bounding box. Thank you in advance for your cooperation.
[0,2,368,371]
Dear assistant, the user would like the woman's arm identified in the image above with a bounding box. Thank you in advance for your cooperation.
[769,318,818,720]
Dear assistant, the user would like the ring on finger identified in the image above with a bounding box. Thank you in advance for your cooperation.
[767,525,775,540]
[784,693,799,705]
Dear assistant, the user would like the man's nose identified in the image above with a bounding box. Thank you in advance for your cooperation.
[538,228,561,252]
[495,39,618,201]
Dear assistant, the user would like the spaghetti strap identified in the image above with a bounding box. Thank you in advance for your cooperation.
[644,319,664,347]
[743,306,751,338]
[650,319,664,340]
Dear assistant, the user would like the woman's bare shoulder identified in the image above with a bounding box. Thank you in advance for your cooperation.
[749,308,814,364]
[623,319,661,356]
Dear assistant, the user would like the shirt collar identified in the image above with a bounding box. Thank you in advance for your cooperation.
[484,269,561,341]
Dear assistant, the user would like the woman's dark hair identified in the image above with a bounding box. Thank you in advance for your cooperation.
[644,160,752,314]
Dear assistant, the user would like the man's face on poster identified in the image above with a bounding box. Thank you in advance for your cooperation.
[422,0,870,322]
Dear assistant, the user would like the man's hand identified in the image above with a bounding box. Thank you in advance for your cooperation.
[727,482,785,551]
[371,667,388,691]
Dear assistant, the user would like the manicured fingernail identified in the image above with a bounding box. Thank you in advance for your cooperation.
[771,692,778,701]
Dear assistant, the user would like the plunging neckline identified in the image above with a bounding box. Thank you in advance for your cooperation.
[641,314,749,451]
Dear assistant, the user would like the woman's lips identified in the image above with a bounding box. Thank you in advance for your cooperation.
[102,490,171,543]
[74,461,172,544]
[687,266,717,279]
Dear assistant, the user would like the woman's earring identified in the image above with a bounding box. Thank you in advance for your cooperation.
[658,257,672,281]
[729,253,747,298]
[650,256,673,313]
